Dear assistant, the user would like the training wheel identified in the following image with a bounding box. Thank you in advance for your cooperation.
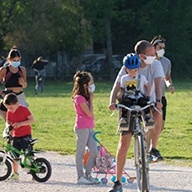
[127,177,134,183]
[101,177,108,184]
[111,175,116,182]
[93,177,99,182]
[121,176,126,183]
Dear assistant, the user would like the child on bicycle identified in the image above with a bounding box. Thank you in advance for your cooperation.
[3,93,34,180]
[118,53,151,131]
[72,71,99,185]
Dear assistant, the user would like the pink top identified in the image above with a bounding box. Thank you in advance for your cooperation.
[73,95,94,129]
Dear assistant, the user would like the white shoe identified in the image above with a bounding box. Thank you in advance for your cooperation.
[9,173,19,180]
[77,176,95,185]
[87,175,100,184]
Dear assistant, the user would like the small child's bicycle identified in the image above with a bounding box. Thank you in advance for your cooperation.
[0,126,52,182]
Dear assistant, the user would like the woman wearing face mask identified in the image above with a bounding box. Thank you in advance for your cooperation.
[0,47,28,120]
[72,71,99,185]
[151,35,175,134]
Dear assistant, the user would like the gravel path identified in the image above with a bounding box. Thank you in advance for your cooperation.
[0,152,191,192]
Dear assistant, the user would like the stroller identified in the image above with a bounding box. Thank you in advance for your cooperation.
[83,132,135,184]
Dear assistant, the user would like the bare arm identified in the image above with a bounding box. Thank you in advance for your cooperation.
[19,66,27,88]
[12,114,35,129]
[166,75,175,94]
[79,94,94,117]
[109,82,120,110]
[154,77,163,109]
[0,67,6,95]
[144,82,151,98]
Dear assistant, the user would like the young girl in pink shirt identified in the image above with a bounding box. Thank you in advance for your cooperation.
[72,71,99,185]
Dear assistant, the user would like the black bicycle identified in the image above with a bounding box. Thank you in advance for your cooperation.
[116,101,156,192]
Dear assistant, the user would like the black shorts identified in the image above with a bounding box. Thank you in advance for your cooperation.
[161,96,167,121]
[0,102,7,111]
[11,135,32,159]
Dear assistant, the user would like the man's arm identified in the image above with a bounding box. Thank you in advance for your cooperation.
[154,76,163,109]
[109,81,120,110]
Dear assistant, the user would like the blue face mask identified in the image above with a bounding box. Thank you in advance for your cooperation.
[11,61,21,68]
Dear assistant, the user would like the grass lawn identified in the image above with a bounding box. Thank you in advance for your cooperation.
[0,79,191,166]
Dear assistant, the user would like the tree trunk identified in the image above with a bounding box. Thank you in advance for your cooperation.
[105,15,113,81]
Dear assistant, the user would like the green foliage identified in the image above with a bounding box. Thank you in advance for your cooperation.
[0,0,192,79]
[0,80,191,167]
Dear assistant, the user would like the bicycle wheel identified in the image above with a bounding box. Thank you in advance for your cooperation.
[0,156,12,181]
[31,157,52,182]
[134,134,149,192]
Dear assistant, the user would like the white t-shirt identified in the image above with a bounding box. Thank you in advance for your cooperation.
[115,60,165,101]
[120,73,148,99]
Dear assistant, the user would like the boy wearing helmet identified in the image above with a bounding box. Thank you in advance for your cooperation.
[118,53,150,131]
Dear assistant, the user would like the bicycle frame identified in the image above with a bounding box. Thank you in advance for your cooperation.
[1,135,40,173]
[0,127,52,182]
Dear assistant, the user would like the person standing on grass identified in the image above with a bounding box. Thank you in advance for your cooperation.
[151,35,175,131]
[0,47,28,121]
[32,56,48,94]
[3,93,34,180]
[108,40,164,192]
[72,71,99,185]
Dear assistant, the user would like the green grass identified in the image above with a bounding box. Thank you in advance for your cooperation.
[0,79,192,166]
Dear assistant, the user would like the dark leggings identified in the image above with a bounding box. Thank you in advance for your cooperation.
[161,96,167,121]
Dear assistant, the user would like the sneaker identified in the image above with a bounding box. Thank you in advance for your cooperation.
[77,176,95,185]
[150,148,164,161]
[118,117,129,131]
[9,172,19,180]
[108,181,122,192]
[87,175,100,184]
[145,115,154,129]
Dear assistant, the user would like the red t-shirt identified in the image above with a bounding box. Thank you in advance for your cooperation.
[7,105,32,137]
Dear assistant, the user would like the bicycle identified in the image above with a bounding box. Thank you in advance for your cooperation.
[116,101,157,192]
[0,126,52,182]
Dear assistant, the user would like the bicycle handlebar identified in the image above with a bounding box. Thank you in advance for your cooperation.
[115,102,162,115]
[115,102,154,112]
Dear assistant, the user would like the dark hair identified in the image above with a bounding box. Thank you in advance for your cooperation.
[151,35,166,46]
[72,71,92,101]
[7,47,21,59]
[134,40,153,55]
[3,93,18,105]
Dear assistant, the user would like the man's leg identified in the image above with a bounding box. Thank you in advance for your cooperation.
[116,133,132,181]
[109,133,132,192]
[150,109,163,160]
[151,109,163,149]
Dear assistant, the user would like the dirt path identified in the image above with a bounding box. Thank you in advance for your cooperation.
[0,152,191,192]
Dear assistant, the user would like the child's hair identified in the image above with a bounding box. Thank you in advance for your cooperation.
[3,93,18,105]
[7,46,21,59]
[72,71,92,100]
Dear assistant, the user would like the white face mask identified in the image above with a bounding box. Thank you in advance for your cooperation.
[156,49,165,58]
[88,84,95,93]
[143,56,156,65]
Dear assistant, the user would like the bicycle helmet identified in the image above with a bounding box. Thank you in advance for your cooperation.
[123,53,141,69]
